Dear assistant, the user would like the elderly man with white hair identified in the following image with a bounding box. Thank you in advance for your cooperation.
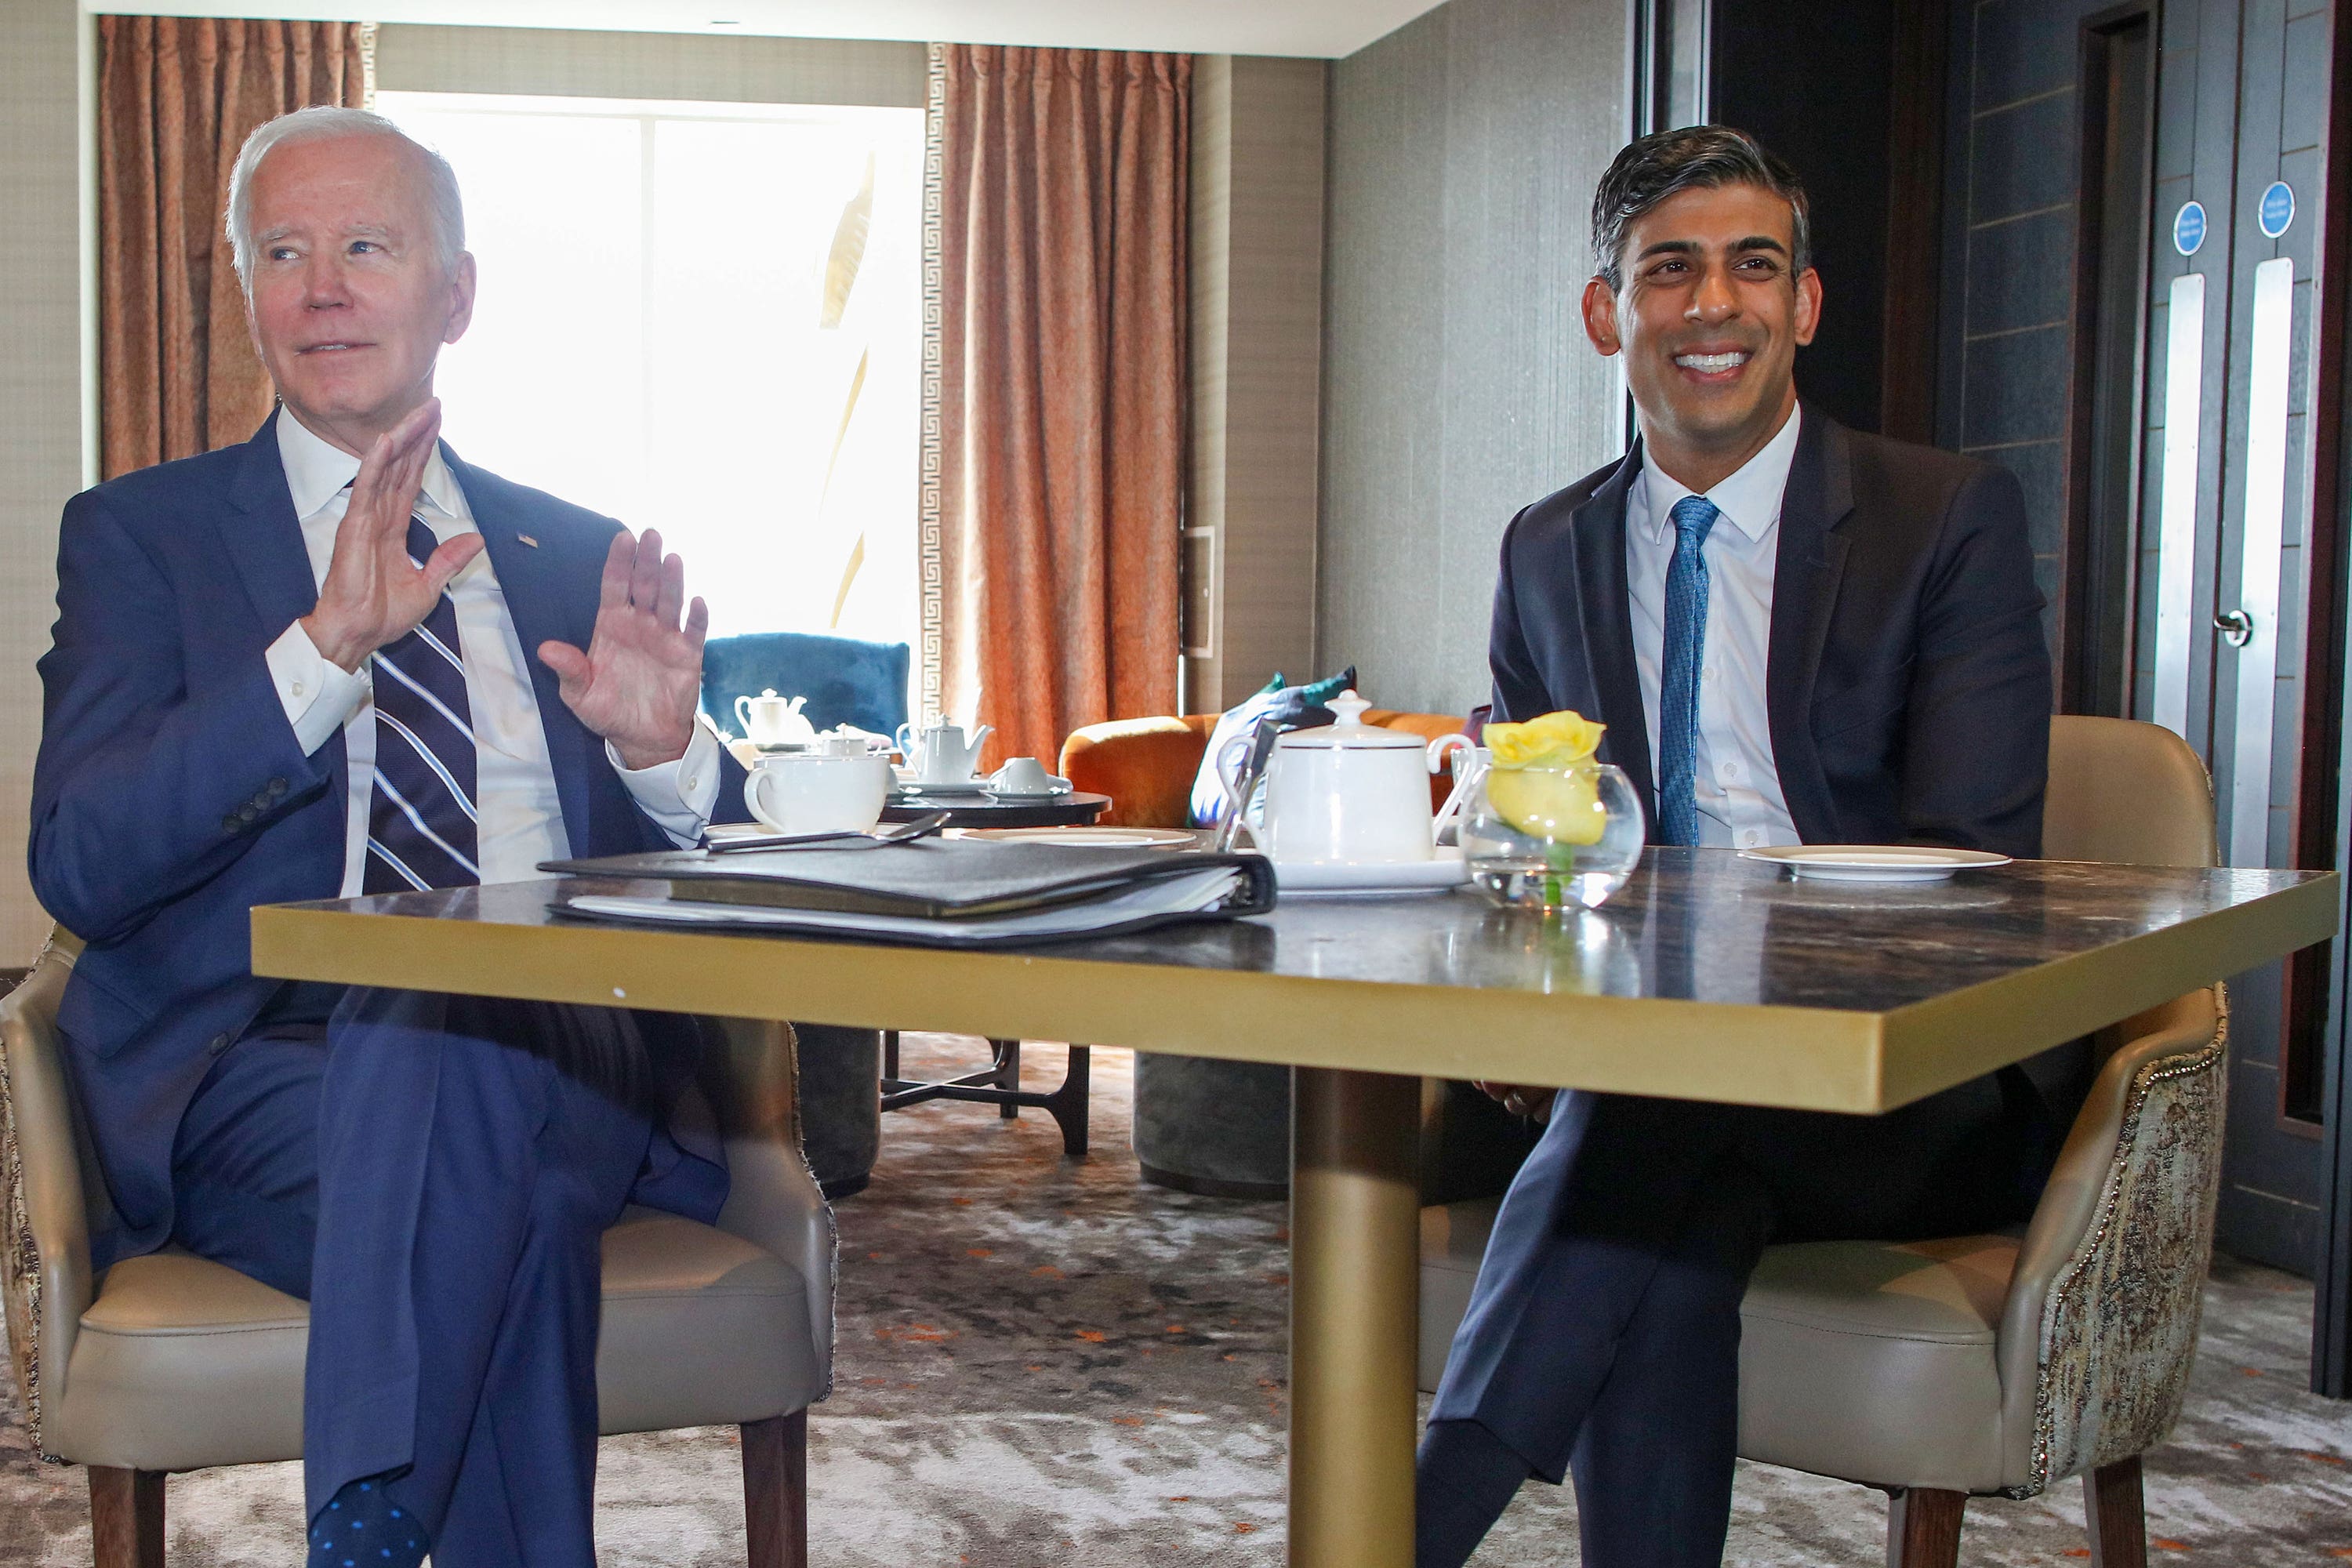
[30,106,757,1566]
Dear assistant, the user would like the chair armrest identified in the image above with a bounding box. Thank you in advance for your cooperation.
[1,931,93,1460]
[697,1016,836,1399]
[1059,717,1213,828]
[1994,985,2225,1490]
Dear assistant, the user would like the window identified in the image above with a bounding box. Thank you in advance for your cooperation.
[374,92,923,645]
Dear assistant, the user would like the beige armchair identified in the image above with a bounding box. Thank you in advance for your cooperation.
[1419,715,2228,1566]
[0,932,835,1568]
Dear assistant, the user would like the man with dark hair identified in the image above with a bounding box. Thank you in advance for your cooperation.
[1414,126,2056,1566]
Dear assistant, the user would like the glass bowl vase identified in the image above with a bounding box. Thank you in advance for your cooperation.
[1461,760,1644,910]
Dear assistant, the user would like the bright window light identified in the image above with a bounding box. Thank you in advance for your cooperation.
[375,92,923,646]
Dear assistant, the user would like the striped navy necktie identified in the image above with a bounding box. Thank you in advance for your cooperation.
[363,515,481,893]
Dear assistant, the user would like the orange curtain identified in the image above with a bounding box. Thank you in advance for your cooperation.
[922,45,1189,771]
[98,16,369,480]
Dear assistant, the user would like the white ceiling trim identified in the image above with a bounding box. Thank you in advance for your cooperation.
[89,0,1450,60]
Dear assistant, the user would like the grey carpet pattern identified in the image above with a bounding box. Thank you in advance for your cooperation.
[3,1035,2350,1564]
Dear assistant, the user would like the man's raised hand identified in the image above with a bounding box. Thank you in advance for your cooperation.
[538,528,708,771]
[299,399,484,673]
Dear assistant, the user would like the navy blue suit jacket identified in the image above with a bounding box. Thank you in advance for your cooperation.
[1487,408,2051,857]
[30,412,752,1269]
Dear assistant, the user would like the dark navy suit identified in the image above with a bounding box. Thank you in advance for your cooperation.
[30,413,752,1563]
[1424,411,2056,1566]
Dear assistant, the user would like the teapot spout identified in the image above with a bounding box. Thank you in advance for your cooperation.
[967,724,996,753]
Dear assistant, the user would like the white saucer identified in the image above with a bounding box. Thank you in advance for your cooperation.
[1275,848,1469,897]
[893,780,996,797]
[982,779,1075,800]
[1738,844,2013,883]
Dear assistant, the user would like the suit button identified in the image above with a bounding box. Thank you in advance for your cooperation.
[239,804,260,822]
[207,1033,230,1054]
[222,814,241,833]
[267,778,289,797]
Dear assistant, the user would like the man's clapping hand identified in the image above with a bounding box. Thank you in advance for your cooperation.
[538,528,708,771]
[299,399,484,673]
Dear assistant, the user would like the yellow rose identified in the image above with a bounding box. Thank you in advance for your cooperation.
[1485,763,1607,845]
[1484,710,1606,769]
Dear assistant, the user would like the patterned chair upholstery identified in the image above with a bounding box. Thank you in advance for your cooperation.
[1417,715,2229,1566]
[0,931,836,1568]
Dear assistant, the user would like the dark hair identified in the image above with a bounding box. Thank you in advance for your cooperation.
[1590,125,1811,292]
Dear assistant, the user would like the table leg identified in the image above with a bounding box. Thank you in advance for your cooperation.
[1289,1066,1420,1568]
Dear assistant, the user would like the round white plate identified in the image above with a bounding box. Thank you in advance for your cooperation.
[965,826,1194,848]
[982,777,1075,799]
[892,780,995,797]
[1738,844,2013,883]
[1276,848,1468,896]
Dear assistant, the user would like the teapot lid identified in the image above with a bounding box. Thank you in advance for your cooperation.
[1276,690,1422,750]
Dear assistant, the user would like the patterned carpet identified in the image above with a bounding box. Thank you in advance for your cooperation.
[3,1036,2350,1564]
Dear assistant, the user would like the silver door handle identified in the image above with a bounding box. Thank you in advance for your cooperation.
[2215,608,2254,648]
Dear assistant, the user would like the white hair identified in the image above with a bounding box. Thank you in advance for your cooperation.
[225,106,465,288]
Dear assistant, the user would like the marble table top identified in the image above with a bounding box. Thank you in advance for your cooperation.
[251,849,2337,1113]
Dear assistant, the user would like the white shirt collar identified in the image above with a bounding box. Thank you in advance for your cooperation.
[275,405,466,523]
[1632,404,1804,546]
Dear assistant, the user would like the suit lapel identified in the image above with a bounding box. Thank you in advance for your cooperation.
[1570,448,1655,807]
[1765,408,1853,842]
[445,446,599,855]
[222,408,350,826]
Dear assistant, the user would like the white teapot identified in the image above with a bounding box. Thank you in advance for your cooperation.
[1232,691,1449,865]
[894,719,995,786]
[734,689,815,746]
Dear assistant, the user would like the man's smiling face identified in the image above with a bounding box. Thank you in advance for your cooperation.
[243,132,475,456]
[1583,180,1820,480]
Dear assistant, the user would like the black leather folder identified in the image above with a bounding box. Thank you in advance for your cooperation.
[541,837,1275,921]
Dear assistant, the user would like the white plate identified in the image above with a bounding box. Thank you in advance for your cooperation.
[982,778,1074,799]
[1275,848,1468,896]
[965,826,1194,848]
[1738,844,2013,883]
[892,780,996,797]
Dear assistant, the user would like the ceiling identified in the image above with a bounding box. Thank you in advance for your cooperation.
[97,0,1452,59]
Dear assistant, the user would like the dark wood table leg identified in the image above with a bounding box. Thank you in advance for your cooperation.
[996,1038,1022,1117]
[2084,1455,2148,1568]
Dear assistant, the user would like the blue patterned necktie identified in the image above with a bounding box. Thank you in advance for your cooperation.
[362,516,481,893]
[1655,495,1720,847]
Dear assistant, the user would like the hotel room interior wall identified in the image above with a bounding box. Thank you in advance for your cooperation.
[0,0,93,964]
[1185,55,1328,712]
[371,25,926,107]
[1318,0,1628,720]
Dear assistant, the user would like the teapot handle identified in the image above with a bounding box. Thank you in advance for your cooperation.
[1213,729,1268,850]
[1428,735,1484,845]
[893,723,916,761]
[734,695,756,735]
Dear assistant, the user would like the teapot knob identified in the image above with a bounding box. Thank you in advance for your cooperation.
[1328,689,1372,728]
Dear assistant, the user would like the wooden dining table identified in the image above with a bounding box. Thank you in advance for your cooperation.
[249,848,2337,1567]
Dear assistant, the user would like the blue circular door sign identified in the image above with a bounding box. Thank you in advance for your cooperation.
[2174,200,2206,256]
[2259,181,2296,239]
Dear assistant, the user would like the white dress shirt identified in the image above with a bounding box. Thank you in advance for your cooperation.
[1624,406,1803,850]
[262,411,722,894]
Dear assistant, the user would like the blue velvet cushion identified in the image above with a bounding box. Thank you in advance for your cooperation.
[701,632,913,740]
[1187,666,1356,829]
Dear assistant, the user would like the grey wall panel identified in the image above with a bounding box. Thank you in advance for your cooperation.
[0,1,91,962]
[1318,0,1627,719]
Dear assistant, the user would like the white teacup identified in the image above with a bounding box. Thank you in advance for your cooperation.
[987,757,1067,796]
[742,752,892,836]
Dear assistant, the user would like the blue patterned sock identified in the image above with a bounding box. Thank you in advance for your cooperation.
[307,1474,427,1568]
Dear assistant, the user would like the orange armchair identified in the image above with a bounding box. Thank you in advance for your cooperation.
[1060,710,1468,828]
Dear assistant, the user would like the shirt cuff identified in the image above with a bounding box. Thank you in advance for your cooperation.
[265,619,371,757]
[609,721,723,848]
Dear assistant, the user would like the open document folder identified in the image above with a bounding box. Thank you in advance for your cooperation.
[540,837,1276,948]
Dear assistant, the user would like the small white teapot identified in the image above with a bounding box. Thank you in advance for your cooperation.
[894,719,996,786]
[1243,691,1443,865]
[734,689,815,746]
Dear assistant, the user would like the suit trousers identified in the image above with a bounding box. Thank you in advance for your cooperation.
[168,986,688,1568]
[1425,1074,2042,1568]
